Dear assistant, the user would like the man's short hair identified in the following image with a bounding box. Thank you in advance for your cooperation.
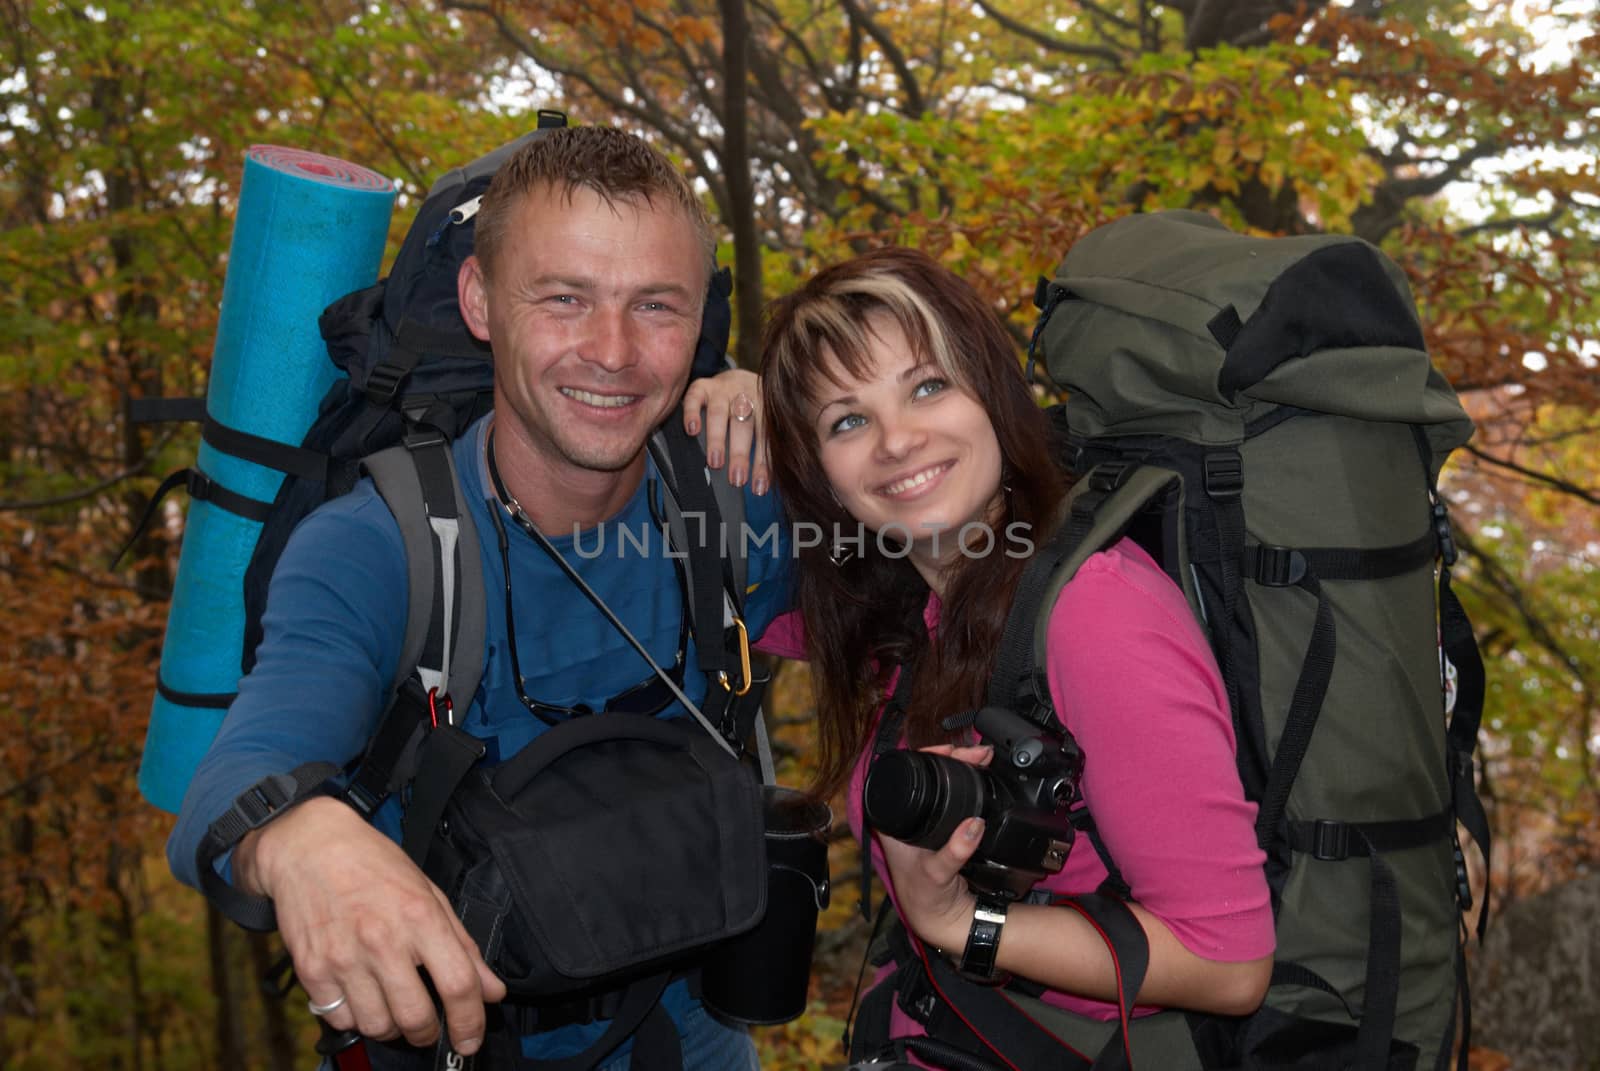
[474,125,715,279]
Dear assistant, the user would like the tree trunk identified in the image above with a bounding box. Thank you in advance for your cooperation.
[208,905,245,1070]
[250,932,299,1071]
[718,0,762,368]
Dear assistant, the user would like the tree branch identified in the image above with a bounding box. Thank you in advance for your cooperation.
[837,0,927,115]
[970,0,1126,67]
[1463,444,1600,508]
[1454,205,1568,240]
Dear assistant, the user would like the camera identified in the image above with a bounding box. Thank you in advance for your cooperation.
[863,705,1083,899]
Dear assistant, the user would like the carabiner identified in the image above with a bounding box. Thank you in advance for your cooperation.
[717,618,753,697]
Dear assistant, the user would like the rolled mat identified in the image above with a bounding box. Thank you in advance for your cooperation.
[139,146,395,814]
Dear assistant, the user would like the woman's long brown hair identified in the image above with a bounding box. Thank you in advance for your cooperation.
[759,248,1069,799]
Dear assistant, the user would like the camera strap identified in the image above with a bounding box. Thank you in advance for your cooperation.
[857,657,917,919]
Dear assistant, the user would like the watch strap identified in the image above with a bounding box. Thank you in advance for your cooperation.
[958,893,1010,983]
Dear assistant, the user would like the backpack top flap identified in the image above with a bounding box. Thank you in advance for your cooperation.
[1039,210,1474,472]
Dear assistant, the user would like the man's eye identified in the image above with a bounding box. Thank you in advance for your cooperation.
[828,413,865,436]
[913,377,948,399]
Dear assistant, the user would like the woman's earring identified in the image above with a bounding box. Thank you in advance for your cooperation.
[829,541,856,568]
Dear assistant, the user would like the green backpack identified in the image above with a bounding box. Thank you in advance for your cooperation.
[853,210,1490,1071]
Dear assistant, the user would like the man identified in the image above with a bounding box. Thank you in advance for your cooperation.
[168,127,787,1068]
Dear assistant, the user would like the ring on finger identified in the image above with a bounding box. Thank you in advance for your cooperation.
[308,993,348,1017]
[732,392,755,423]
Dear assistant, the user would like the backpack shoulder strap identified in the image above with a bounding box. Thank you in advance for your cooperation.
[364,433,487,710]
[988,462,1189,716]
[340,433,488,823]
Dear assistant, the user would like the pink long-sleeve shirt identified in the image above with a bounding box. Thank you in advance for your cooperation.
[760,538,1273,1031]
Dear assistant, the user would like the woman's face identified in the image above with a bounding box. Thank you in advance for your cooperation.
[811,311,1004,585]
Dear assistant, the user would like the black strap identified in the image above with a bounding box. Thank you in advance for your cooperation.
[656,416,732,680]
[1353,833,1403,1071]
[132,392,327,482]
[112,466,274,566]
[128,396,208,425]
[156,673,236,710]
[1240,531,1437,588]
[201,411,330,482]
[194,762,341,932]
[907,893,1147,1071]
[1284,810,1451,860]
[859,662,915,919]
[344,679,432,819]
[1205,450,1249,735]
[1251,571,1335,850]
[400,723,487,865]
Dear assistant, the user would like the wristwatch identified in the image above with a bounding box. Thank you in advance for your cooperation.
[957,893,1010,983]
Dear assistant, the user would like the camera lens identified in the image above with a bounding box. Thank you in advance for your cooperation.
[863,750,987,851]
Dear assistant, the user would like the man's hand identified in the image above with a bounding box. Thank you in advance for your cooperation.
[682,368,769,495]
[234,797,507,1055]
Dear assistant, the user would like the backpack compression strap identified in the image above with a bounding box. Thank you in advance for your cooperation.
[194,761,342,932]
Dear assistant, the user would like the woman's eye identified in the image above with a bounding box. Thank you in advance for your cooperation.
[913,377,948,399]
[828,413,866,435]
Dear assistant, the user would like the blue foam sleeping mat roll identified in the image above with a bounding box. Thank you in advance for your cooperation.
[139,146,395,814]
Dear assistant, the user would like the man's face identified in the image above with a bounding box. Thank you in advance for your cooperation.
[460,183,707,479]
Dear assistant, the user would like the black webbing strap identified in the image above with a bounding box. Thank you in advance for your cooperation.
[910,893,1148,1071]
[128,396,207,425]
[400,723,487,866]
[1204,450,1248,730]
[1355,833,1403,1071]
[842,895,898,1059]
[343,679,433,820]
[458,973,673,1071]
[1285,810,1451,860]
[1251,571,1335,850]
[1440,569,1489,937]
[407,433,463,684]
[127,394,327,480]
[656,417,732,681]
[194,761,341,932]
[156,673,236,710]
[860,662,914,919]
[201,411,329,482]
[1241,531,1437,588]
[112,465,275,566]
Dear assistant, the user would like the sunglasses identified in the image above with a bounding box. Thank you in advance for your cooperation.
[489,479,690,726]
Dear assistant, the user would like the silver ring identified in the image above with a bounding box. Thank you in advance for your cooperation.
[732,392,755,423]
[307,993,347,1016]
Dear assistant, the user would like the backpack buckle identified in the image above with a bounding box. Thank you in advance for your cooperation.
[232,773,299,829]
[1250,545,1306,587]
[365,360,408,406]
[1431,502,1458,567]
[1087,461,1133,493]
[1204,452,1243,498]
[1312,819,1350,861]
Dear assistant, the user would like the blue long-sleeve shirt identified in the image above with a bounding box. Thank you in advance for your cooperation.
[168,414,791,1061]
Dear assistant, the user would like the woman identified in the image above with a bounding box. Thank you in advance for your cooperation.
[757,248,1273,1063]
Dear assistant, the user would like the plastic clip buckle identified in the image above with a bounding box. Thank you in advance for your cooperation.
[1432,502,1458,567]
[1088,461,1133,494]
[234,773,298,829]
[1312,819,1350,861]
[1251,545,1307,587]
[1204,453,1243,498]
[364,361,407,406]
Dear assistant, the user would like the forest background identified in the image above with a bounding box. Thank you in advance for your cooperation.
[2,0,1596,1068]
